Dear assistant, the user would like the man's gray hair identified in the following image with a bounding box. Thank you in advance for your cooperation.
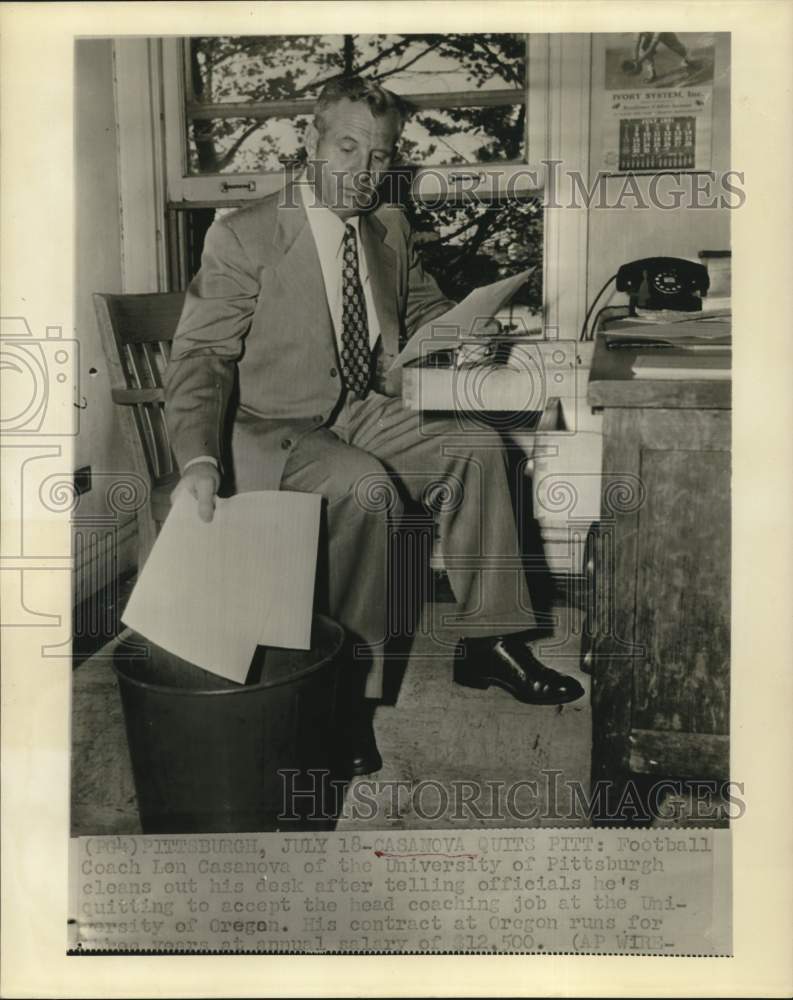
[313,76,410,136]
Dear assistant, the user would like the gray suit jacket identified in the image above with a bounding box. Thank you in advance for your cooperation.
[165,178,454,490]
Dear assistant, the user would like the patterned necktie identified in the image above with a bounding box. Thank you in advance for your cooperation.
[340,224,372,399]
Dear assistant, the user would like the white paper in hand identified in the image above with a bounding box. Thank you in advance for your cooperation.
[122,490,321,683]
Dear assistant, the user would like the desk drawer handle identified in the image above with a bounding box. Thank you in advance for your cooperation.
[220,180,257,193]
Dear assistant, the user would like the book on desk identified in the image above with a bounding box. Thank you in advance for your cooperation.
[632,353,731,380]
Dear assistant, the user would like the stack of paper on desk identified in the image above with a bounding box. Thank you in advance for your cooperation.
[122,490,321,683]
[605,317,731,350]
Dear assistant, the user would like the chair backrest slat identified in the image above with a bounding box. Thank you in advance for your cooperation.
[123,341,165,478]
[93,290,185,487]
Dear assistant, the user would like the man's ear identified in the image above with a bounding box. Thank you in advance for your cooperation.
[305,122,319,159]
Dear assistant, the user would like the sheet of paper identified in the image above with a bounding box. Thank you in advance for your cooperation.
[121,490,321,683]
[388,267,535,371]
[632,353,732,379]
[607,318,731,341]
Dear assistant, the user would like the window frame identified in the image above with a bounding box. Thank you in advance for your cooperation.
[162,34,550,205]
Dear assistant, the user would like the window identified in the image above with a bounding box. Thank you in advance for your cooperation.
[162,34,547,310]
[405,199,542,308]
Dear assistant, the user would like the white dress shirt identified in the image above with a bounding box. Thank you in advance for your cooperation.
[298,175,381,351]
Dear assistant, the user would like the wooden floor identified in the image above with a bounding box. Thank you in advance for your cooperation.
[71,599,591,836]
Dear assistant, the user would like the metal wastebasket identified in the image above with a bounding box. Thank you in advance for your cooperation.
[113,615,344,833]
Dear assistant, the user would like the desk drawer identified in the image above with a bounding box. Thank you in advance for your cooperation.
[402,341,577,412]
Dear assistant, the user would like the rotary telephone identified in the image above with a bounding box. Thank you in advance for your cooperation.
[616,257,710,313]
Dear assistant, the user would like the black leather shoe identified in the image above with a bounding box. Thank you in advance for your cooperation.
[342,702,383,777]
[453,636,585,705]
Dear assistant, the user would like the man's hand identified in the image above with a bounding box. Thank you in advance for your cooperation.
[171,462,221,523]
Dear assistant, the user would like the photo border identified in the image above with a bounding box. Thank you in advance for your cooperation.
[2,1,792,996]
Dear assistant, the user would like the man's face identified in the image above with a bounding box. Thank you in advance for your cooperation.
[306,98,400,218]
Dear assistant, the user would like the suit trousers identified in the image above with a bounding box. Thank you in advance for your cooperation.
[278,389,537,699]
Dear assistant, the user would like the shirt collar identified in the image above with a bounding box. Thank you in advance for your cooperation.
[297,172,361,255]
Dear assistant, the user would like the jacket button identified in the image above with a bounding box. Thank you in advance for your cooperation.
[329,367,338,377]
[281,438,292,450]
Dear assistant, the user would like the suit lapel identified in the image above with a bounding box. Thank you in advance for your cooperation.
[360,213,400,359]
[272,180,334,343]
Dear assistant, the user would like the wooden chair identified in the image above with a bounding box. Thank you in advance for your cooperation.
[93,291,186,570]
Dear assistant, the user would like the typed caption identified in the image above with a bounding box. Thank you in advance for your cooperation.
[70,827,731,955]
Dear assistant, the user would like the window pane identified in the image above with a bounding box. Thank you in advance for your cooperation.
[400,104,525,165]
[187,35,346,104]
[405,197,543,310]
[187,116,309,175]
[352,33,525,94]
[185,34,527,175]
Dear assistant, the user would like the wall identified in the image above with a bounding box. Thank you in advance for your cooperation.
[586,33,732,307]
[74,39,136,588]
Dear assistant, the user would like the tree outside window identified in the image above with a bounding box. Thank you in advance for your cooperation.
[179,34,542,311]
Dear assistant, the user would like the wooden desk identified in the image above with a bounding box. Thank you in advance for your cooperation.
[401,340,601,576]
[587,334,731,819]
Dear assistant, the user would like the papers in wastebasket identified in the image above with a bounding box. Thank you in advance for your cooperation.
[122,490,321,684]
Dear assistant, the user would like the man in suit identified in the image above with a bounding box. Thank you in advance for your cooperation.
[165,76,584,776]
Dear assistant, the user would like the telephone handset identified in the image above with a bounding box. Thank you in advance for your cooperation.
[616,257,710,312]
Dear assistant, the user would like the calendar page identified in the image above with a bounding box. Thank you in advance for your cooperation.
[600,32,716,173]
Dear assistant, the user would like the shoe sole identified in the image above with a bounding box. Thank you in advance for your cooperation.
[454,669,585,706]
